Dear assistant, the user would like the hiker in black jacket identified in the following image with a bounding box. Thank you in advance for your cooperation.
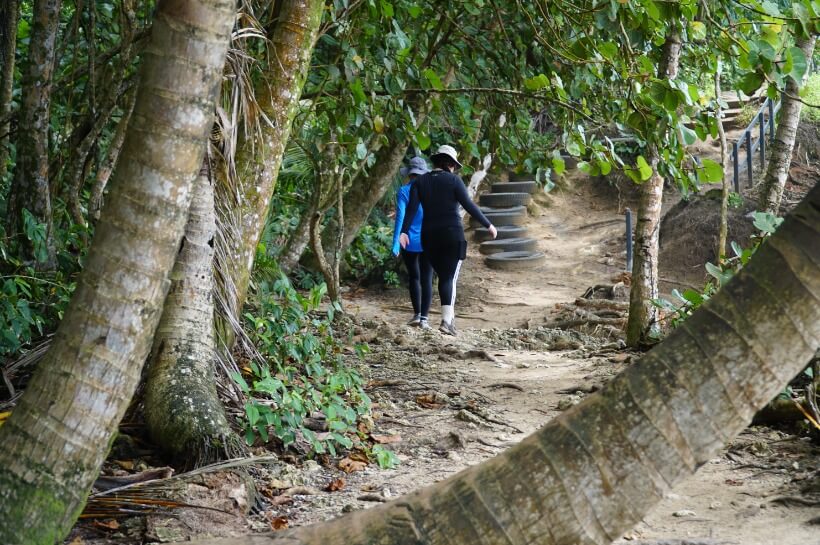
[400,145,497,336]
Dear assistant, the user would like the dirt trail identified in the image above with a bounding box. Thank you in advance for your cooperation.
[73,176,818,544]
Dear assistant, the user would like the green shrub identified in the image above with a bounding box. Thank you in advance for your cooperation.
[801,73,820,122]
[234,270,372,457]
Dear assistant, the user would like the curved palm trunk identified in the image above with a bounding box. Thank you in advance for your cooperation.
[0,1,234,542]
[144,172,244,466]
[626,28,682,347]
[193,183,820,545]
[0,0,19,182]
[6,0,62,267]
[217,0,322,332]
[758,35,816,215]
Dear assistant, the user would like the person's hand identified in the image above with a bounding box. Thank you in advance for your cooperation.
[488,224,498,239]
[399,233,410,248]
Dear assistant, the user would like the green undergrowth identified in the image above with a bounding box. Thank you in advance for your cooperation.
[800,73,820,123]
[234,262,387,462]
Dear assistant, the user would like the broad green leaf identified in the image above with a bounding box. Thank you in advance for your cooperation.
[379,0,393,17]
[644,0,660,21]
[752,211,783,235]
[679,124,697,145]
[407,5,422,17]
[599,42,618,60]
[689,21,706,41]
[524,74,550,91]
[636,55,655,75]
[422,68,444,91]
[349,78,366,105]
[415,132,431,150]
[551,154,566,175]
[739,72,764,95]
[598,159,612,175]
[636,155,653,181]
[699,158,723,183]
[356,142,367,160]
[788,46,808,82]
[760,1,781,16]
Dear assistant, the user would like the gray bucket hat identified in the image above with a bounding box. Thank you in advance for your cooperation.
[430,144,463,170]
[400,156,430,177]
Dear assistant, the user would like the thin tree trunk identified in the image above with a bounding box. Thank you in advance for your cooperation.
[310,170,345,305]
[626,28,682,348]
[216,0,323,334]
[144,171,245,467]
[715,60,730,263]
[89,85,137,222]
[6,0,62,267]
[758,35,816,215]
[191,183,820,545]
[0,0,19,182]
[0,1,233,542]
[279,202,315,273]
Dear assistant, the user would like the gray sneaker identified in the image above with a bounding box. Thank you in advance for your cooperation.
[407,314,421,326]
[419,318,432,330]
[439,319,457,336]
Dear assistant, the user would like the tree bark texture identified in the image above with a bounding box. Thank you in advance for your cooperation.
[216,0,323,331]
[194,182,820,545]
[626,28,681,348]
[0,0,19,183]
[0,1,234,542]
[6,0,61,266]
[758,35,816,215]
[145,172,244,466]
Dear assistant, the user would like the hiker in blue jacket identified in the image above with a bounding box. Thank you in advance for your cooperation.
[392,156,434,329]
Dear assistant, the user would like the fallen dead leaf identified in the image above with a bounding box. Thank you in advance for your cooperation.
[266,495,294,507]
[268,515,289,530]
[348,451,369,463]
[67,537,85,545]
[325,478,346,492]
[371,433,402,444]
[415,392,447,409]
[338,457,367,473]
[113,460,134,471]
[92,519,120,530]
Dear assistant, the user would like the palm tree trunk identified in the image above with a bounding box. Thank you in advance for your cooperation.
[216,0,323,332]
[0,1,234,542]
[190,183,820,545]
[0,0,19,183]
[758,35,816,215]
[626,28,682,347]
[6,0,61,267]
[144,171,245,466]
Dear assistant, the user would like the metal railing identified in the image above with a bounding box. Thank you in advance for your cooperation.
[730,97,780,192]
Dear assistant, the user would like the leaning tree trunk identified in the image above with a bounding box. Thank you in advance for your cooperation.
[6,0,62,267]
[758,35,816,215]
[715,59,730,263]
[626,28,682,348]
[194,182,820,545]
[0,0,233,542]
[144,171,245,467]
[216,0,322,333]
[0,0,19,183]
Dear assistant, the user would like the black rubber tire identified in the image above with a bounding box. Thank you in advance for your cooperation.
[491,181,538,194]
[470,206,527,227]
[479,204,526,214]
[473,225,526,242]
[485,251,546,271]
[479,237,537,255]
[479,192,532,207]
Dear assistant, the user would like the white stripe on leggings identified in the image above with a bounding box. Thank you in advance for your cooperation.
[450,259,463,306]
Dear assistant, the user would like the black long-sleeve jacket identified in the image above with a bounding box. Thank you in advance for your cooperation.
[401,170,491,246]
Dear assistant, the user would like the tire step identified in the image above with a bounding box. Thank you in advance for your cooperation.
[470,206,527,227]
[479,192,532,207]
[484,251,546,271]
[479,237,537,255]
[491,181,538,194]
[473,225,527,242]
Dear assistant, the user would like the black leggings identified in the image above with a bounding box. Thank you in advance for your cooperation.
[424,240,465,306]
[401,250,433,317]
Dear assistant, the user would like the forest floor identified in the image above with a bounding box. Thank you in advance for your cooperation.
[70,173,819,545]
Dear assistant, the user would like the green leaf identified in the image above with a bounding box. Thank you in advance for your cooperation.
[379,0,393,17]
[636,55,655,75]
[551,154,566,175]
[760,1,781,16]
[415,132,431,150]
[349,78,366,105]
[598,41,618,60]
[597,158,612,175]
[739,72,764,95]
[355,142,367,160]
[699,158,723,183]
[422,68,444,91]
[752,211,783,235]
[407,5,422,17]
[689,21,706,41]
[523,73,550,91]
[636,155,653,181]
[788,46,808,83]
[679,124,697,145]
